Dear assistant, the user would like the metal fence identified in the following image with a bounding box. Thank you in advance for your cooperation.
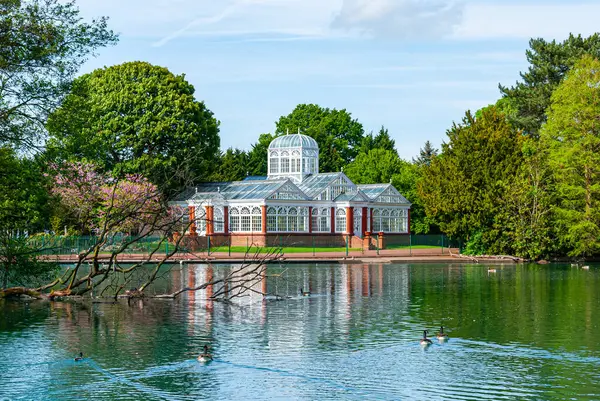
[29,234,460,257]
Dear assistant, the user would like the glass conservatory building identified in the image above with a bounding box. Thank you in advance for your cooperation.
[171,133,411,248]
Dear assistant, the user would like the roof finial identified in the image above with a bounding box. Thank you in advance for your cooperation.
[341,166,344,173]
[389,178,392,184]
[218,187,220,193]
[195,187,198,193]
[298,127,300,135]
[286,128,289,135]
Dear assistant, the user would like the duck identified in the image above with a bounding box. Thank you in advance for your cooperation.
[299,288,311,297]
[582,265,590,270]
[488,268,497,273]
[198,345,213,363]
[436,326,449,342]
[420,330,433,347]
[75,352,84,362]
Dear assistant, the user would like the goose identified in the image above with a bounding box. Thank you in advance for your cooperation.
[420,330,433,347]
[299,288,311,297]
[436,326,449,342]
[75,352,84,362]
[198,345,213,363]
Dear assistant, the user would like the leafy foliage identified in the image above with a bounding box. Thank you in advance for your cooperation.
[359,126,396,153]
[0,0,117,148]
[0,147,49,231]
[541,55,600,257]
[46,61,220,196]
[419,107,524,250]
[49,161,162,235]
[0,234,59,289]
[275,104,364,173]
[500,33,600,136]
[209,148,250,182]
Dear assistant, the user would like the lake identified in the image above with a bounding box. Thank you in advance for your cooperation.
[0,263,599,400]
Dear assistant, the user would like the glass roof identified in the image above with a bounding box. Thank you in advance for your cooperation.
[357,184,391,200]
[174,176,410,204]
[269,134,318,150]
[297,173,342,198]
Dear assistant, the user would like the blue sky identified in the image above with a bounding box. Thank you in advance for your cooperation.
[74,0,600,160]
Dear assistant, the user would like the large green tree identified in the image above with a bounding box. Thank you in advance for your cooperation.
[0,147,57,289]
[0,0,117,148]
[46,61,220,196]
[246,133,275,176]
[344,148,432,234]
[359,126,396,153]
[209,148,250,182]
[541,55,600,257]
[275,104,364,173]
[500,33,600,137]
[419,106,524,251]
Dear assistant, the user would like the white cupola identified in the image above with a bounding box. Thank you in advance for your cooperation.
[267,131,319,183]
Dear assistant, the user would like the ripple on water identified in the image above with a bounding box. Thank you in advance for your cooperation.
[1,262,599,400]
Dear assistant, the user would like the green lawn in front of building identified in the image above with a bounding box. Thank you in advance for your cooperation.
[206,245,361,254]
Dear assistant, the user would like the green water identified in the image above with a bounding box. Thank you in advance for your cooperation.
[0,263,599,400]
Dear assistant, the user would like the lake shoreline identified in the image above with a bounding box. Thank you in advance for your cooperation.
[41,248,531,265]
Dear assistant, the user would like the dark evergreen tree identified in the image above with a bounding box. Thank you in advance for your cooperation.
[413,141,438,167]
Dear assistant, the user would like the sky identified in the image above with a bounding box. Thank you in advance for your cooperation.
[74,0,600,160]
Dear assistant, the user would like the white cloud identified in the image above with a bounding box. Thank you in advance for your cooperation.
[453,3,600,40]
[330,0,465,39]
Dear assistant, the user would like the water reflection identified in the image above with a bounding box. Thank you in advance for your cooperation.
[0,263,599,400]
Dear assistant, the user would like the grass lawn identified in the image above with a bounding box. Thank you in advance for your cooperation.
[208,246,362,254]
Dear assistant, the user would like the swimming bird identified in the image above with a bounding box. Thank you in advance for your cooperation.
[420,330,433,347]
[582,265,590,270]
[436,326,449,342]
[198,345,213,363]
[75,352,84,362]
[299,288,311,296]
[488,268,497,273]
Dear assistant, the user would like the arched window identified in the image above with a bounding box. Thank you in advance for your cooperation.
[252,207,262,232]
[372,208,408,233]
[281,151,290,173]
[265,206,309,232]
[312,207,330,232]
[267,207,277,232]
[194,206,207,234]
[229,207,240,232]
[335,208,346,233]
[214,207,224,232]
[229,206,262,232]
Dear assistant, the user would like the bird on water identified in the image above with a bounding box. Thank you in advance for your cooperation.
[299,288,311,296]
[198,345,213,363]
[75,352,84,362]
[436,326,449,341]
[420,330,433,347]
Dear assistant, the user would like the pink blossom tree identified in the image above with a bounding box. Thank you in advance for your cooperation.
[50,162,165,235]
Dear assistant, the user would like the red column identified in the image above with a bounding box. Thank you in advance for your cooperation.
[261,205,267,234]
[345,207,353,235]
[308,206,313,233]
[188,206,197,236]
[407,209,411,233]
[330,207,335,233]
[361,207,368,236]
[370,208,374,233]
[223,206,229,233]
[205,205,214,235]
